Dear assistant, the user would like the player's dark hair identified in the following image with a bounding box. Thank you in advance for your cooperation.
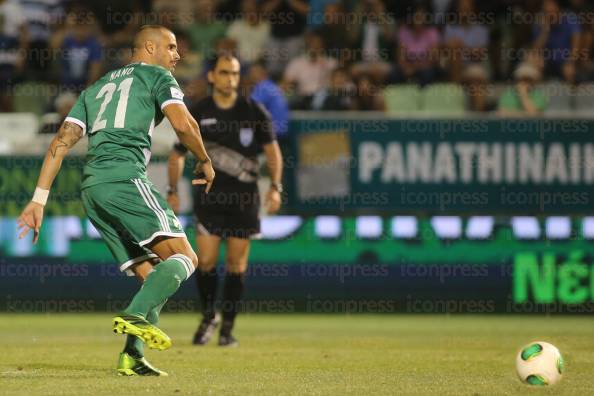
[133,25,173,49]
[138,24,171,33]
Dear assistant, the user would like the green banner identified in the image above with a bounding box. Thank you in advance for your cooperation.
[5,118,594,216]
[289,118,594,214]
[0,155,197,217]
[513,251,594,304]
[0,156,85,217]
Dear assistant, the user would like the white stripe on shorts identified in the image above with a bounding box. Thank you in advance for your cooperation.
[132,179,170,233]
[120,253,159,275]
[138,180,171,233]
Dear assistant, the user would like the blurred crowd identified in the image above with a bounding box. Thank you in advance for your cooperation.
[1,0,594,128]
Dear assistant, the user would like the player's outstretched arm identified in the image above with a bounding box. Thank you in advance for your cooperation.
[263,141,283,214]
[17,121,83,243]
[163,103,215,193]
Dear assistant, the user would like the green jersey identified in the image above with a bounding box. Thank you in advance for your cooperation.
[66,62,185,189]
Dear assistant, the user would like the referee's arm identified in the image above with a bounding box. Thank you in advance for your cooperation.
[263,141,283,214]
[254,102,283,214]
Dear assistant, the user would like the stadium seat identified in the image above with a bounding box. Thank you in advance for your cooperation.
[420,83,466,115]
[383,85,421,114]
[541,81,574,114]
[12,82,52,116]
[575,83,594,114]
[490,83,509,102]
[0,113,38,153]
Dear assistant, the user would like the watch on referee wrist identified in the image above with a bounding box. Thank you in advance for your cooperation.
[166,186,178,195]
[270,182,283,193]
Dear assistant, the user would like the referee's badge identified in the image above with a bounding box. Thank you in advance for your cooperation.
[239,127,254,147]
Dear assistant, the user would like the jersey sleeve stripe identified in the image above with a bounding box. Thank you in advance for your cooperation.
[64,117,87,135]
[160,99,186,110]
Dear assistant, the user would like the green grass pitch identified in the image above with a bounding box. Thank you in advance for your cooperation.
[0,314,593,395]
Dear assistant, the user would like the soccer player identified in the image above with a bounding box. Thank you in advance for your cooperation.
[17,25,215,376]
[167,54,283,347]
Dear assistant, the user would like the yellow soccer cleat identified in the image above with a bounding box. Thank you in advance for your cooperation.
[117,352,168,376]
[112,314,172,351]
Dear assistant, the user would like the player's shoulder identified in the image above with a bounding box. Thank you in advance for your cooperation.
[128,63,176,84]
[142,63,173,76]
[88,63,156,86]
[109,62,176,82]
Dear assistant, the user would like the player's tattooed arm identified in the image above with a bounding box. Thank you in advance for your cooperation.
[17,122,83,243]
[49,121,84,158]
[35,121,83,191]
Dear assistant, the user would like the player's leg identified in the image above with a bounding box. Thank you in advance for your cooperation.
[82,187,170,375]
[131,263,168,333]
[104,179,193,350]
[193,233,222,345]
[121,236,198,326]
[121,262,152,360]
[219,237,251,347]
[121,261,160,360]
[117,260,170,376]
[132,262,169,334]
[114,236,197,351]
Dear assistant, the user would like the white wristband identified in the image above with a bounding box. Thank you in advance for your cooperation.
[32,187,50,206]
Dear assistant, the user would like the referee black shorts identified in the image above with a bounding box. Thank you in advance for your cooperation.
[193,193,261,239]
[194,208,261,239]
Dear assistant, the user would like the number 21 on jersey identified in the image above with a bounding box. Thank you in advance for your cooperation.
[91,77,133,133]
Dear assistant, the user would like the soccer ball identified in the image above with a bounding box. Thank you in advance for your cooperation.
[516,341,564,386]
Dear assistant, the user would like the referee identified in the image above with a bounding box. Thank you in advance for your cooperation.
[167,54,283,346]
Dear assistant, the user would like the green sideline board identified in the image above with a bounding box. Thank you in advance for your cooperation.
[287,117,594,214]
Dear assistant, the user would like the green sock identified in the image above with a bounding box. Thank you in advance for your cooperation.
[147,300,166,325]
[123,300,166,358]
[123,254,194,318]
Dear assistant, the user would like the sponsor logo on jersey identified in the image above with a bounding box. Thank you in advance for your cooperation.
[240,127,254,147]
[170,87,184,100]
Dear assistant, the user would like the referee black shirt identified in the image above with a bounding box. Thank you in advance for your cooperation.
[174,96,276,215]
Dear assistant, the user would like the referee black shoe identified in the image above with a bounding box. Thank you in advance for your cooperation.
[192,314,220,345]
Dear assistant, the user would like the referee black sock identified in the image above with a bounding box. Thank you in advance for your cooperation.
[221,271,245,335]
[196,268,218,321]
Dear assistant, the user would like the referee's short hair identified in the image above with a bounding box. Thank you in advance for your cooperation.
[207,52,239,71]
